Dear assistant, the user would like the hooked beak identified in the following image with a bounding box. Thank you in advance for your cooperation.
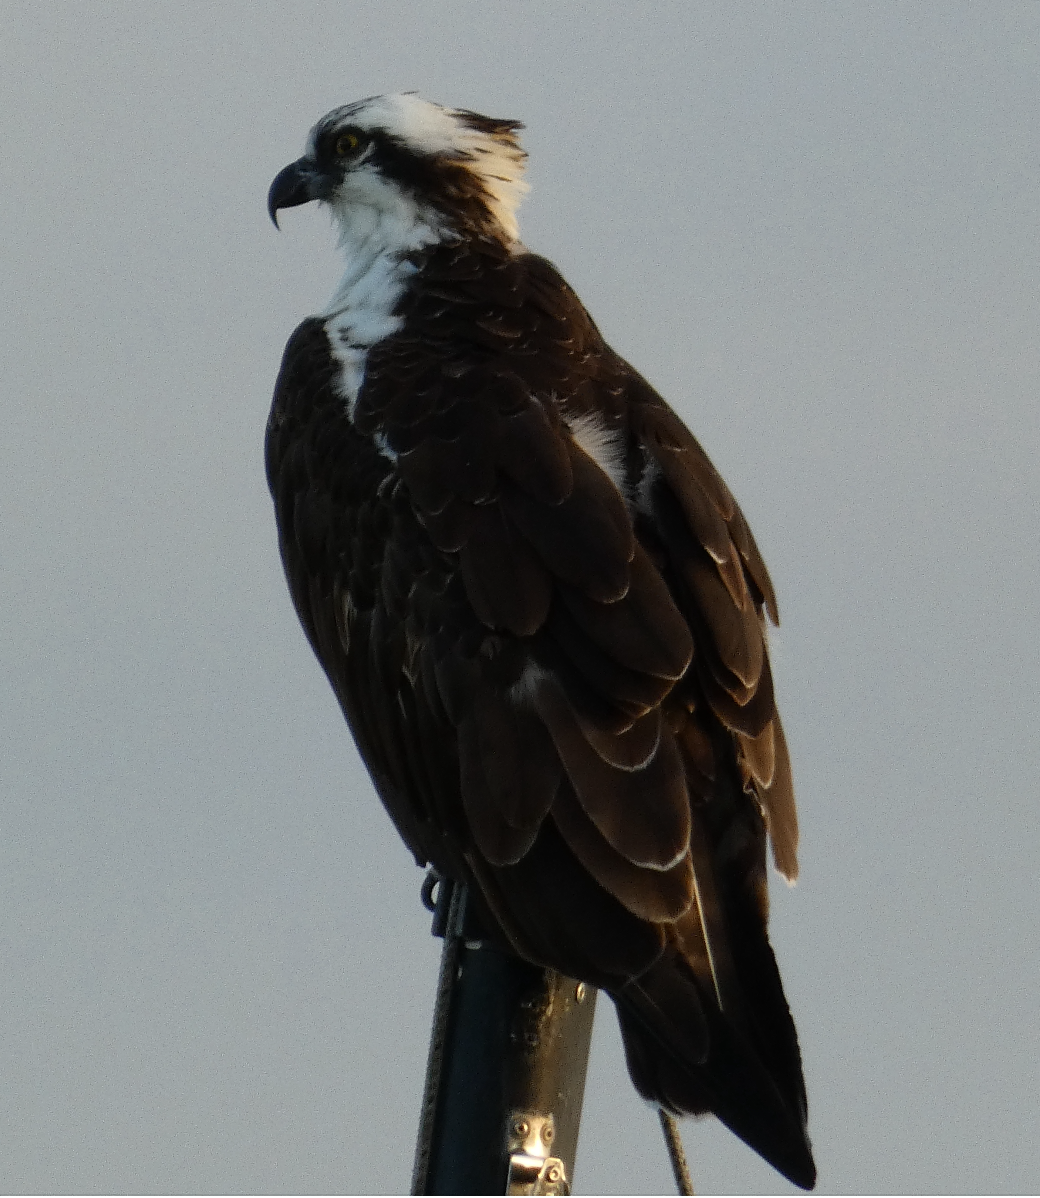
[267,158,318,228]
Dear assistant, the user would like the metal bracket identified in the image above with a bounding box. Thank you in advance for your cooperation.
[505,1112,569,1196]
[413,875,595,1194]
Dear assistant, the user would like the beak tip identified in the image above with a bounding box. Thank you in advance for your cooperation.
[267,158,316,230]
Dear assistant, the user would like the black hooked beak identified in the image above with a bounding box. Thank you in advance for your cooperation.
[267,158,318,228]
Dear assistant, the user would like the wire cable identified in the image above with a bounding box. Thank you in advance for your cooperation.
[659,1109,695,1195]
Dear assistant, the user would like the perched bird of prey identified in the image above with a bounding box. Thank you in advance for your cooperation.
[266,94,814,1189]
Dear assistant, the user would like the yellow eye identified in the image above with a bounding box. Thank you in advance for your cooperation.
[335,131,361,156]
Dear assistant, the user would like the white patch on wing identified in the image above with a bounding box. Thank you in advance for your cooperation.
[508,662,549,707]
[634,456,661,516]
[340,590,355,655]
[567,410,627,495]
[372,431,398,462]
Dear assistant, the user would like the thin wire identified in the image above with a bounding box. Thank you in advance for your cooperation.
[410,880,466,1195]
[658,1109,695,1196]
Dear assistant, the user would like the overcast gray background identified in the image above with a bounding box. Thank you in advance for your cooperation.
[3,3,1038,1194]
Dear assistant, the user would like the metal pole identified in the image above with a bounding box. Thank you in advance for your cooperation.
[412,877,598,1195]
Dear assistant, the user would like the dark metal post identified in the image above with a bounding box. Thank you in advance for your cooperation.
[412,878,598,1195]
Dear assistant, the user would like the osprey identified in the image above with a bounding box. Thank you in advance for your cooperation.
[266,94,815,1189]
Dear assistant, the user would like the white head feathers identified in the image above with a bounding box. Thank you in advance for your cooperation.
[309,93,529,244]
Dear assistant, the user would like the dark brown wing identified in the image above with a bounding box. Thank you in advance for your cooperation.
[266,241,814,1189]
[265,316,462,874]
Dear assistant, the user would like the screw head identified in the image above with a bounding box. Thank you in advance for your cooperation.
[547,1164,561,1182]
[543,1123,554,1143]
[513,1118,529,1138]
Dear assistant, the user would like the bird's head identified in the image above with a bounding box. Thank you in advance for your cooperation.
[268,93,529,247]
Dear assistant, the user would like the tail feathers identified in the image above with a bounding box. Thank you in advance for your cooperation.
[614,955,816,1190]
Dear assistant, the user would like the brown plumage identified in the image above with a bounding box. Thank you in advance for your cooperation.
[266,94,814,1189]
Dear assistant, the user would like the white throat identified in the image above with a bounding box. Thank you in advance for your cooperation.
[321,167,449,421]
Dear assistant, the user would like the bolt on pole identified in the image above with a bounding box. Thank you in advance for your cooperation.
[411,877,598,1196]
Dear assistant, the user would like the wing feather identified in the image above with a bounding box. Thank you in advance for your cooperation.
[533,679,692,871]
[458,504,553,636]
[458,712,539,865]
[558,542,693,681]
[501,440,634,602]
[755,719,799,882]
[472,689,562,831]
[266,243,812,1188]
[551,779,696,922]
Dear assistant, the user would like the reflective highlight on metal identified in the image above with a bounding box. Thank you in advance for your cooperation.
[506,1112,569,1196]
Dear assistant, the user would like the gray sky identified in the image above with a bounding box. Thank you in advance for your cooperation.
[2,2,1038,1193]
